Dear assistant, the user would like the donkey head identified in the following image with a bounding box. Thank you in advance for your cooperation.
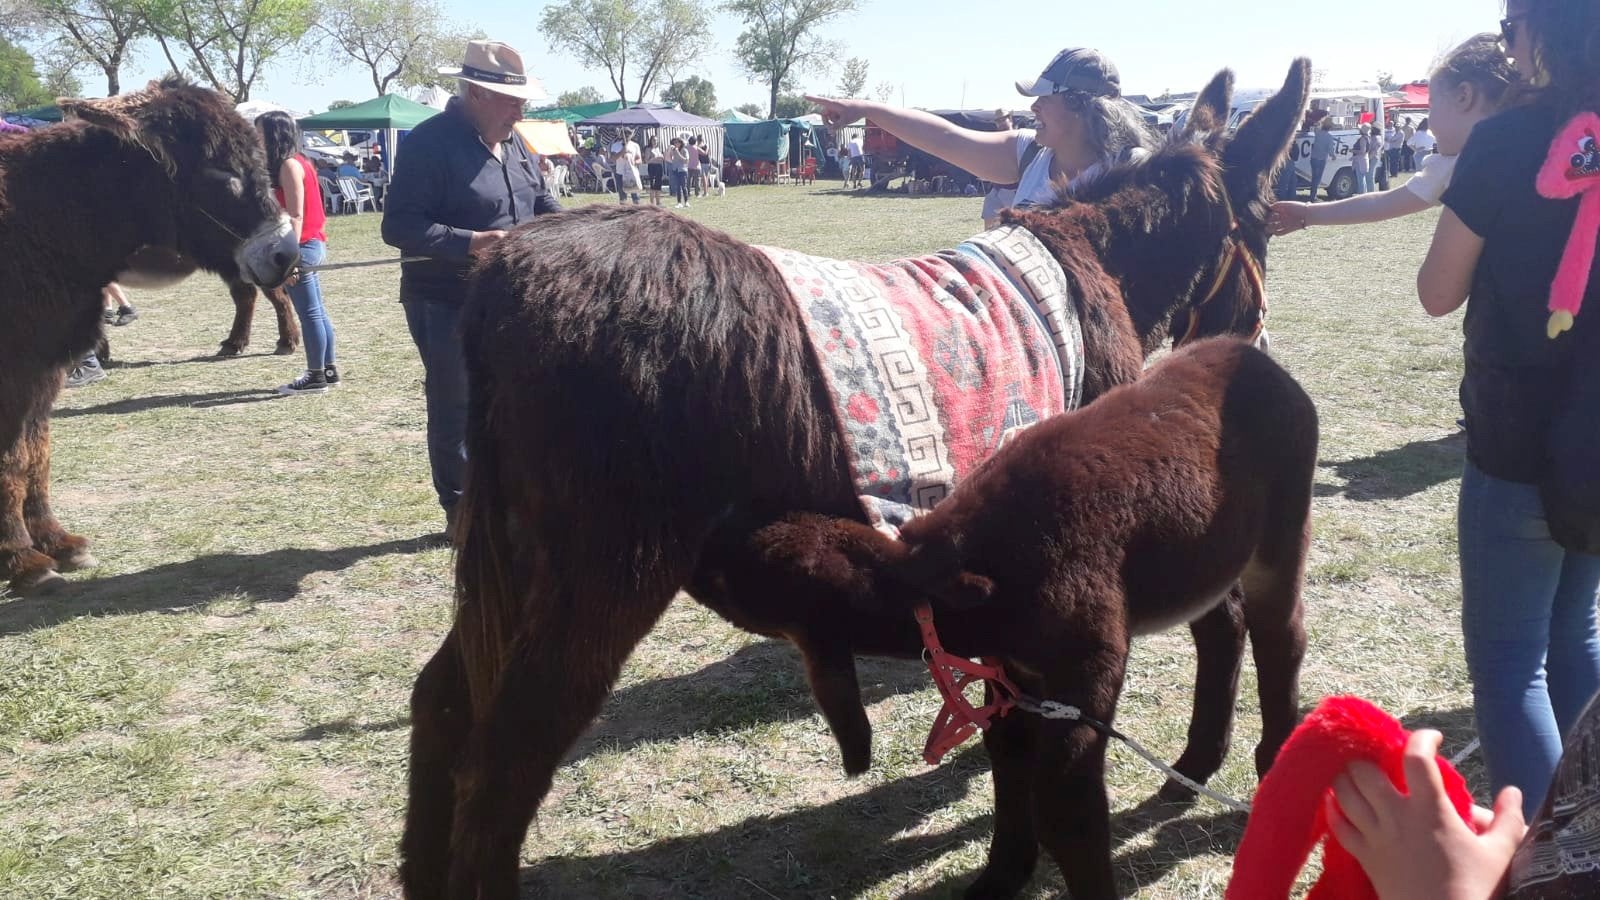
[60,77,299,289]
[1166,58,1311,348]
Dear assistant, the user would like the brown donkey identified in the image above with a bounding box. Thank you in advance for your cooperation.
[692,338,1317,898]
[402,60,1312,900]
[0,78,300,593]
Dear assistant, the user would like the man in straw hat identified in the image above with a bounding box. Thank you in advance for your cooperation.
[382,40,561,539]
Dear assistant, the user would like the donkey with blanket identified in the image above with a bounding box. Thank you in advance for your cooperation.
[402,60,1312,900]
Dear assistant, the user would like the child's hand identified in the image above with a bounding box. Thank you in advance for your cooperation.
[1326,729,1527,900]
[1268,201,1310,236]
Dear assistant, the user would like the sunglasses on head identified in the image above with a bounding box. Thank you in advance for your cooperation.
[1500,13,1526,44]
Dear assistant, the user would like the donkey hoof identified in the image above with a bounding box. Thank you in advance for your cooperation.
[274,343,297,356]
[1156,777,1200,805]
[52,550,98,572]
[13,568,68,595]
[217,343,244,357]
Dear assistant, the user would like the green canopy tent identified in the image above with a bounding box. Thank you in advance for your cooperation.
[14,104,62,122]
[723,118,814,165]
[298,95,440,170]
[524,99,627,125]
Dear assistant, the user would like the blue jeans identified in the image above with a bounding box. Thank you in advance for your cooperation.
[1459,460,1600,818]
[668,168,688,204]
[401,293,467,515]
[288,239,336,370]
[1308,158,1327,201]
[1357,166,1375,194]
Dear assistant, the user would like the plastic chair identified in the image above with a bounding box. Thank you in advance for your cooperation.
[797,158,817,185]
[337,177,377,213]
[589,161,615,195]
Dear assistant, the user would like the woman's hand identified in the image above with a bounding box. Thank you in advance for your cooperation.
[1268,201,1311,236]
[1327,730,1527,900]
[807,95,875,128]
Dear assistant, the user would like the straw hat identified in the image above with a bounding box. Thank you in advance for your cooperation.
[437,40,547,101]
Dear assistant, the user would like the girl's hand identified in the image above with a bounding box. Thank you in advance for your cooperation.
[1269,201,1311,236]
[1327,730,1527,900]
[807,95,874,128]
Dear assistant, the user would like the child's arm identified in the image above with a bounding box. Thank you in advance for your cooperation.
[1270,188,1432,235]
[1327,729,1526,900]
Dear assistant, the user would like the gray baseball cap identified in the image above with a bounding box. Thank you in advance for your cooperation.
[1016,47,1121,98]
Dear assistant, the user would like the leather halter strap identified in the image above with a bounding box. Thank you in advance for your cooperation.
[1175,224,1268,348]
[915,603,1020,764]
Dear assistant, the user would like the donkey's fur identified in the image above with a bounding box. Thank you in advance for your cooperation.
[401,60,1311,900]
[0,77,299,593]
[694,338,1317,897]
[218,278,300,357]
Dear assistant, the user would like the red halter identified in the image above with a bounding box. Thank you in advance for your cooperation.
[915,603,1021,764]
[1175,226,1268,348]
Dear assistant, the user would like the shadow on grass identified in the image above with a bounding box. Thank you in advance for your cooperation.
[1316,432,1464,501]
[570,640,927,765]
[292,716,410,742]
[519,745,1243,899]
[0,534,440,637]
[53,389,275,418]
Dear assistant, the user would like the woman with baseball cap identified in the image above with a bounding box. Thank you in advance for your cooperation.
[808,47,1155,219]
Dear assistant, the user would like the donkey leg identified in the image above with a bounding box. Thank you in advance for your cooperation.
[796,637,873,775]
[964,700,1042,900]
[400,628,470,900]
[218,279,257,356]
[266,286,301,355]
[22,403,94,572]
[1159,588,1247,801]
[1,379,63,594]
[446,585,679,900]
[1029,646,1128,900]
[1242,552,1309,777]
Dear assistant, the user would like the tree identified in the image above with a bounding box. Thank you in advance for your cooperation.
[316,0,472,97]
[556,85,604,107]
[734,100,762,117]
[0,34,50,108]
[25,0,147,95]
[772,92,810,118]
[871,79,892,103]
[726,0,858,117]
[37,50,80,96]
[327,98,354,108]
[1375,70,1399,92]
[834,55,866,97]
[540,0,711,105]
[661,74,715,116]
[145,0,317,102]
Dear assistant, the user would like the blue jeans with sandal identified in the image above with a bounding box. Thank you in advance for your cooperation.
[1459,459,1600,818]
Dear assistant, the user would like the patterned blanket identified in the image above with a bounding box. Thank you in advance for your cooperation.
[761,225,1082,529]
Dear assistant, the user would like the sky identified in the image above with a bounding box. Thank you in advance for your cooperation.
[113,0,1503,116]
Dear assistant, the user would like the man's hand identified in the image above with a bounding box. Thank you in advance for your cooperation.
[1327,729,1527,900]
[806,95,875,129]
[469,229,509,256]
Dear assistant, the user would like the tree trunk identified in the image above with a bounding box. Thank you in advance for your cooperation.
[768,79,779,119]
[105,66,119,96]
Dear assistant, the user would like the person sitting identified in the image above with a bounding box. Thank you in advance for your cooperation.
[810,47,1156,220]
[337,152,363,180]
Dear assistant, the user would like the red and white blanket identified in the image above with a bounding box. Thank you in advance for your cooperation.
[762,225,1081,529]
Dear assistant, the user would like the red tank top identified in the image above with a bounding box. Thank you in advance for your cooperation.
[273,153,326,243]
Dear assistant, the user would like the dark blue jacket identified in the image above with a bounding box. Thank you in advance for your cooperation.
[381,97,561,299]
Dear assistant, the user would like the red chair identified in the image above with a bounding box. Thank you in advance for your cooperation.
[797,158,817,184]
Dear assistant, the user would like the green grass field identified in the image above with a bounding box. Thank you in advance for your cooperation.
[0,181,1472,899]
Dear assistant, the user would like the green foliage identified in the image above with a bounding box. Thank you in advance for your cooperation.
[734,100,762,117]
[26,0,147,95]
[661,74,715,116]
[327,98,354,109]
[725,0,858,116]
[540,0,710,105]
[772,92,812,118]
[556,85,605,108]
[315,0,475,97]
[1376,70,1399,92]
[0,34,50,108]
[834,56,867,98]
[143,0,316,101]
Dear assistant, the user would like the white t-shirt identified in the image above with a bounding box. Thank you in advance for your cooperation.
[1403,152,1457,205]
[610,140,641,165]
[1409,130,1436,155]
[847,140,862,159]
[1010,130,1151,210]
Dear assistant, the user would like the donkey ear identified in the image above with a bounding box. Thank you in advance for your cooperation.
[58,98,141,141]
[1183,68,1235,140]
[1222,58,1312,213]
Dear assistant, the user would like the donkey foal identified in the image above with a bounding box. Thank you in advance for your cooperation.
[693,338,1318,899]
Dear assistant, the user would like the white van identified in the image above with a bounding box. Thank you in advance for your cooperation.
[1197,88,1388,200]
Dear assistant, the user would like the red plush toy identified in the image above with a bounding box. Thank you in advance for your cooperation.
[1226,696,1478,899]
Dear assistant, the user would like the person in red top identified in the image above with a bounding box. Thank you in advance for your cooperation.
[255,111,339,394]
